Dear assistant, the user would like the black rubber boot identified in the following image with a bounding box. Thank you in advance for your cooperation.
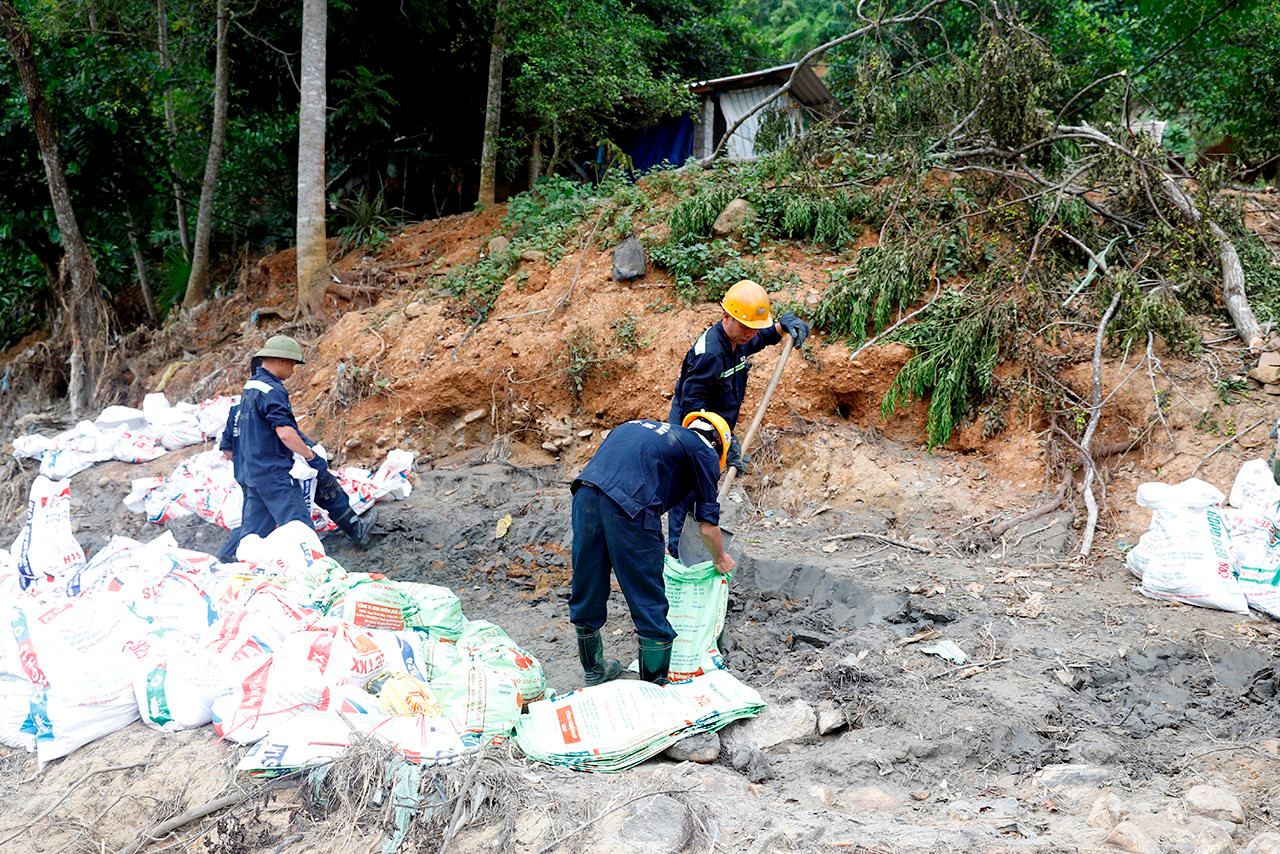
[575,626,623,687]
[638,637,673,686]
[332,506,377,548]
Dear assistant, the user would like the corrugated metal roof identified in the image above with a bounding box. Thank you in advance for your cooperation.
[689,62,833,108]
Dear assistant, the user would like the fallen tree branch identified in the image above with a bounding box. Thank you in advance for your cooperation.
[820,531,930,553]
[116,792,244,854]
[1079,291,1122,559]
[553,207,607,315]
[989,468,1071,540]
[1161,176,1263,348]
[847,278,948,363]
[1146,331,1178,453]
[437,758,484,854]
[1054,424,1109,511]
[536,788,696,854]
[0,763,148,848]
[1189,416,1269,478]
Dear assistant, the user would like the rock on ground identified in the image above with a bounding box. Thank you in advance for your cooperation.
[1185,785,1245,824]
[487,235,510,259]
[664,731,720,763]
[842,785,903,812]
[721,699,815,753]
[1105,820,1159,853]
[712,198,757,236]
[816,700,846,735]
[1246,833,1280,854]
[1194,826,1237,854]
[729,745,774,783]
[619,794,693,853]
[1088,792,1133,830]
[1037,763,1112,800]
[611,235,646,281]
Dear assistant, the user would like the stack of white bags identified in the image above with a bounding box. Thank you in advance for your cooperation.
[0,475,543,772]
[1128,459,1280,617]
[11,393,236,479]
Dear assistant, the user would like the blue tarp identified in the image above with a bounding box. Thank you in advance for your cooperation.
[620,115,695,174]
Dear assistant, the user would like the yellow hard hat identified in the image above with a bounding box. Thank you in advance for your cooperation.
[721,279,772,329]
[682,410,732,471]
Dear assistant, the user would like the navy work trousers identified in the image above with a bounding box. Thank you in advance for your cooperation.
[216,469,356,562]
[569,484,676,642]
[216,473,311,562]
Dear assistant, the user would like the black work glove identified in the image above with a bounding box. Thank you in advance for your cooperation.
[309,454,330,477]
[777,313,810,348]
[726,435,750,474]
[315,468,344,503]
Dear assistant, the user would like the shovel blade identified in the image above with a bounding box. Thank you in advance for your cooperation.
[676,512,734,567]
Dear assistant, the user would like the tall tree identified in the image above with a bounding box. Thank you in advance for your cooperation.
[0,0,110,417]
[183,0,231,309]
[157,0,191,261]
[477,0,506,206]
[296,0,327,316]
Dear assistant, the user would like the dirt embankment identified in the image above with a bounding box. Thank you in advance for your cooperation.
[4,195,1280,852]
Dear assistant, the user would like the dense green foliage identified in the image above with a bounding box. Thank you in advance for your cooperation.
[0,0,1277,437]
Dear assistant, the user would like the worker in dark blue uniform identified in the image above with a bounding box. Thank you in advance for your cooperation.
[214,401,246,562]
[215,342,375,562]
[666,279,810,556]
[569,412,736,687]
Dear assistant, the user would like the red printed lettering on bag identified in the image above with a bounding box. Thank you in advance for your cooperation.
[556,706,580,744]
[351,601,406,630]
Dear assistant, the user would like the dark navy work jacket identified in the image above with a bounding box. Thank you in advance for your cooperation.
[573,420,721,526]
[237,366,302,486]
[669,321,780,427]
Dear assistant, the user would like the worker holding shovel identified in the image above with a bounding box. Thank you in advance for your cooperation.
[666,279,809,559]
[569,413,735,687]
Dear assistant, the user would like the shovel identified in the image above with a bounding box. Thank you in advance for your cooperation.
[677,336,795,565]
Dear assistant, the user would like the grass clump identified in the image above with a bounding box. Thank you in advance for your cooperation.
[648,238,768,305]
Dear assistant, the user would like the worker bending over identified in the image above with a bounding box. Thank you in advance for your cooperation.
[216,336,373,562]
[666,279,809,556]
[569,412,736,687]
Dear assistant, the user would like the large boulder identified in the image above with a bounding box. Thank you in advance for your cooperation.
[1184,785,1245,824]
[611,235,647,281]
[721,699,815,753]
[712,198,758,237]
[1250,351,1280,385]
[619,795,693,853]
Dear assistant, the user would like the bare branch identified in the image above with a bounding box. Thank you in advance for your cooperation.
[1078,290,1122,559]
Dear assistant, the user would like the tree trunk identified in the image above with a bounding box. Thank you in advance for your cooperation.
[124,207,157,322]
[182,0,230,309]
[528,131,542,188]
[295,0,328,316]
[477,0,506,207]
[157,0,191,260]
[1159,174,1264,349]
[0,0,109,418]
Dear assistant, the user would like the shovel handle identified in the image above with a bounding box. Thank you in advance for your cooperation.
[716,336,794,503]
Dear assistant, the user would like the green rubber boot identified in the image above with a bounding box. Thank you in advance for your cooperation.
[575,626,622,687]
[638,637,673,686]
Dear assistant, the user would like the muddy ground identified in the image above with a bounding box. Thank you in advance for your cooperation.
[1,427,1279,854]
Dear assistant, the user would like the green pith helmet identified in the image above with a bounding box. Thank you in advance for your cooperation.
[254,335,306,364]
